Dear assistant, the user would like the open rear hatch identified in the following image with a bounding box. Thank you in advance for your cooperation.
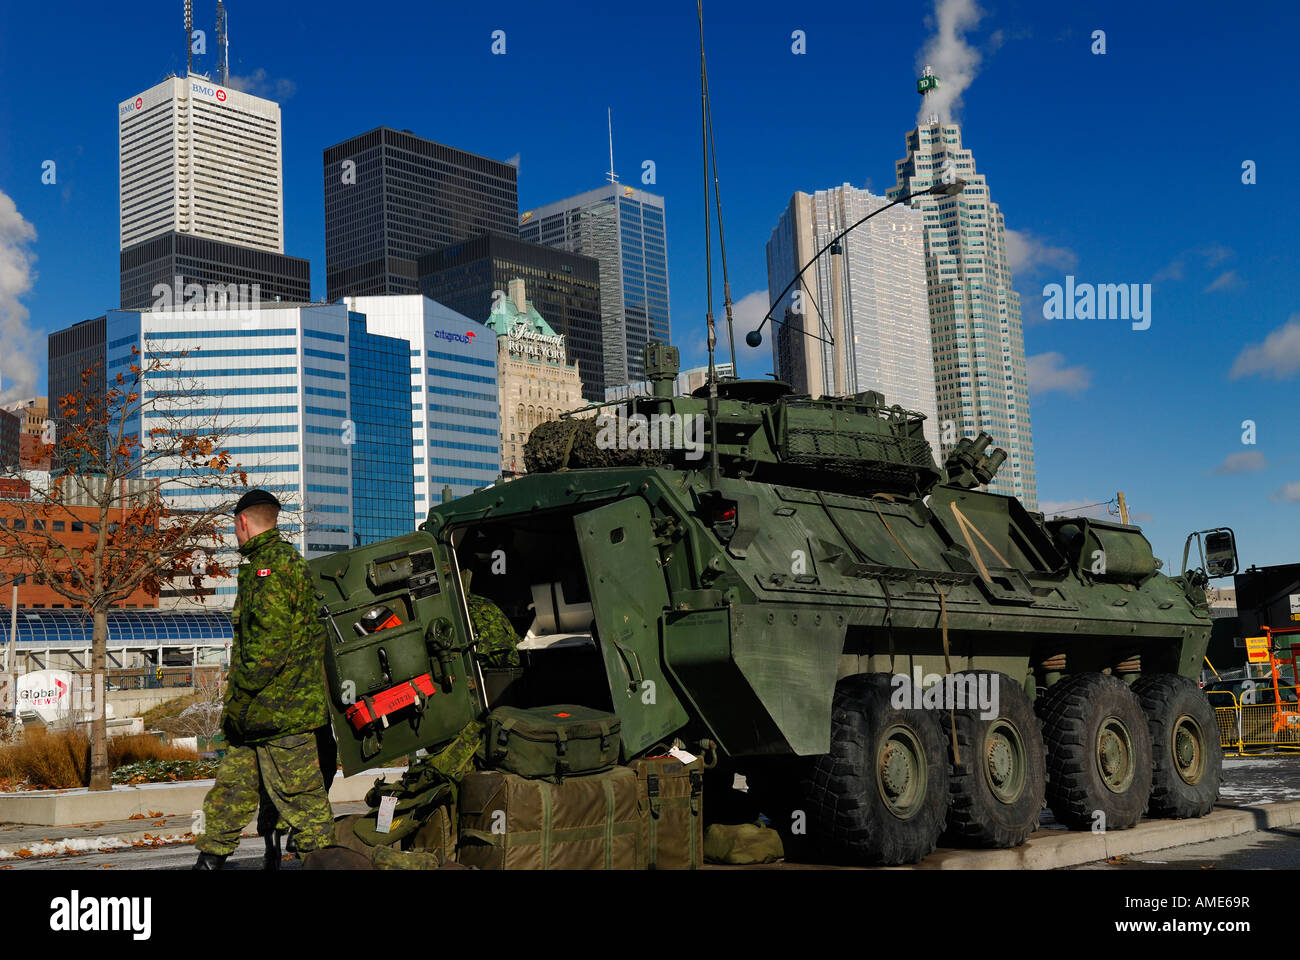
[310,530,484,775]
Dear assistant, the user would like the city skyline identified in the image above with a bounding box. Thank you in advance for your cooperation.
[0,0,1296,570]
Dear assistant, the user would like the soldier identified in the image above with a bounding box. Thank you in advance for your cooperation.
[193,489,336,869]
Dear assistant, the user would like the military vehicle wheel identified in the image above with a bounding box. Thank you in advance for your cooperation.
[1133,673,1222,819]
[1036,673,1153,831]
[801,673,949,865]
[942,671,1046,848]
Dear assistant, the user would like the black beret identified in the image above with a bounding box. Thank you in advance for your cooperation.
[233,489,282,516]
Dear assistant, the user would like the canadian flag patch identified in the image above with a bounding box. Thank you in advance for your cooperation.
[256,568,271,577]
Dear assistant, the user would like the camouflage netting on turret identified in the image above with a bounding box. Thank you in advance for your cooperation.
[524,418,666,473]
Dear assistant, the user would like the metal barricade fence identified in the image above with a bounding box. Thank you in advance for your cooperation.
[1213,685,1300,755]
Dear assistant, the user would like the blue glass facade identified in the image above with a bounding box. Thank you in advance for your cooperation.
[348,313,415,545]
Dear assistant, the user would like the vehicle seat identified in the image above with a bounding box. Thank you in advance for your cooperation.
[517,581,595,651]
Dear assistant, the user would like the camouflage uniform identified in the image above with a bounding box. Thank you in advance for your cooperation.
[195,528,336,856]
[468,593,521,668]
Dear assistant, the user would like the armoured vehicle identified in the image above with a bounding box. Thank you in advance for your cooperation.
[308,344,1229,866]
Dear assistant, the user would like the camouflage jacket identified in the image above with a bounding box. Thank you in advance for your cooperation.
[468,593,520,669]
[222,529,328,744]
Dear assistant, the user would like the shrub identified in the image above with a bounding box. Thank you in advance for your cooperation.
[0,729,200,789]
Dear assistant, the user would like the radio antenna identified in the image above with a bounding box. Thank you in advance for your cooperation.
[697,0,720,485]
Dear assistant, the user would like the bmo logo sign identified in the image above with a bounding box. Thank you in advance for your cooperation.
[434,330,478,345]
[119,95,145,118]
[191,81,228,103]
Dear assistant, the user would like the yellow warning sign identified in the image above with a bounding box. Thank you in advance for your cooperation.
[1246,636,1271,664]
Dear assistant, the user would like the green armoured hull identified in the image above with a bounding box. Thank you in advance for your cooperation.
[308,351,1221,862]
[419,462,1210,760]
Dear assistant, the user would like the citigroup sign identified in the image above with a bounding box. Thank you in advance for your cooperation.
[434,329,479,346]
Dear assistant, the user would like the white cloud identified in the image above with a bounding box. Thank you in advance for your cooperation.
[0,190,39,406]
[226,69,296,101]
[1004,228,1077,278]
[1229,316,1300,380]
[1212,450,1267,474]
[1203,270,1243,293]
[1272,482,1300,503]
[1027,351,1090,395]
[915,0,984,125]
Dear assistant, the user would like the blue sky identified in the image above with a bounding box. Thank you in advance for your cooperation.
[0,0,1296,570]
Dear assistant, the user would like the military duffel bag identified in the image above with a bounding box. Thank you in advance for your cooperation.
[633,755,703,869]
[486,704,620,781]
[704,821,785,865]
[457,767,645,869]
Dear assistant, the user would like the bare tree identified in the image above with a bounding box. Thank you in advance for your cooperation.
[0,349,251,790]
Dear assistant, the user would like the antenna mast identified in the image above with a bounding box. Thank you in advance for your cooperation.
[605,108,617,184]
[184,0,193,76]
[697,0,720,485]
[216,1,229,86]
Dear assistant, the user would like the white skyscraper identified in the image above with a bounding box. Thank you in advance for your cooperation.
[887,67,1037,509]
[766,185,940,451]
[345,295,501,521]
[118,75,283,253]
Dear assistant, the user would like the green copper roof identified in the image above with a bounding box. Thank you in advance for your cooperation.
[485,289,561,339]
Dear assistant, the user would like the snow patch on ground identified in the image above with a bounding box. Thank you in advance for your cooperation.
[0,834,192,859]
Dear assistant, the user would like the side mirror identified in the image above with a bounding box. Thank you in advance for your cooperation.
[1204,530,1237,578]
[1182,527,1239,580]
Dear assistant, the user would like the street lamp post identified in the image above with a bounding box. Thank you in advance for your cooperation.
[746,178,967,349]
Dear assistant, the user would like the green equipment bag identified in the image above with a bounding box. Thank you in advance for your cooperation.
[633,755,703,870]
[703,821,785,865]
[486,704,620,781]
[457,767,645,870]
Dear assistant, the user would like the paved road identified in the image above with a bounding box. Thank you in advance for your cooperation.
[1073,825,1300,870]
[6,755,1300,870]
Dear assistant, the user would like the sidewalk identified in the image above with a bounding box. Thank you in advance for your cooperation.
[0,801,370,861]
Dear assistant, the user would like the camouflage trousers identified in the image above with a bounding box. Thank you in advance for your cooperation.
[257,725,338,837]
[195,731,336,856]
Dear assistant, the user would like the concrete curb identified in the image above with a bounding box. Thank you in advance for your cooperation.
[0,768,403,826]
[890,801,1300,870]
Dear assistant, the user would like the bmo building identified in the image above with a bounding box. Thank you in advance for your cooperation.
[346,296,500,518]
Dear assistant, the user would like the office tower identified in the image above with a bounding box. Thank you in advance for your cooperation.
[343,296,501,520]
[766,184,939,450]
[120,233,310,310]
[886,67,1036,508]
[119,75,283,252]
[323,128,521,300]
[118,10,310,312]
[485,279,586,474]
[105,301,415,606]
[520,184,669,388]
[417,233,604,400]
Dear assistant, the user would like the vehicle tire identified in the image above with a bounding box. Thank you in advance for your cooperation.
[1036,672,1153,831]
[1133,673,1222,819]
[942,671,1046,848]
[800,673,949,865]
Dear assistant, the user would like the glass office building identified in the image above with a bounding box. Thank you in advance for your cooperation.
[348,313,415,545]
[766,185,940,451]
[417,233,605,401]
[887,73,1036,509]
[343,296,500,520]
[323,127,520,300]
[520,185,669,388]
[105,302,415,607]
